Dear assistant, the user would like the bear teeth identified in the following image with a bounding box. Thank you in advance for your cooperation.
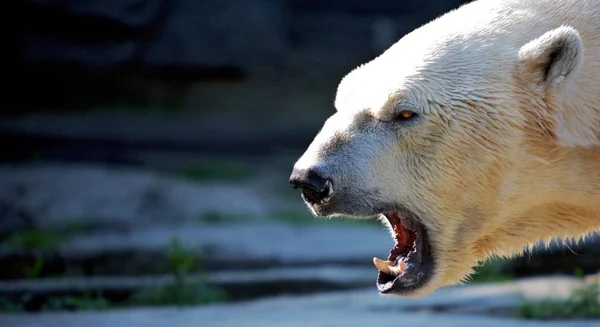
[373,257,406,276]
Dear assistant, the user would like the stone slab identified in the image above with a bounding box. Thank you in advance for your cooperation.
[2,277,599,327]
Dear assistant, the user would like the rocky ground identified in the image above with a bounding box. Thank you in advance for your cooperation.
[8,1,599,325]
[3,277,600,327]
[0,160,599,326]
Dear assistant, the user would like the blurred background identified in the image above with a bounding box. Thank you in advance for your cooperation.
[1,0,599,324]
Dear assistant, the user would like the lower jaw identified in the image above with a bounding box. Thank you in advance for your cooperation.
[374,212,435,295]
[308,205,436,295]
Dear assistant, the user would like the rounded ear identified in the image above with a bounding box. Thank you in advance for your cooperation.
[518,26,583,91]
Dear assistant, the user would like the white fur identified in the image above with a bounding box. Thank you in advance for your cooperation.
[336,0,600,148]
[293,0,600,297]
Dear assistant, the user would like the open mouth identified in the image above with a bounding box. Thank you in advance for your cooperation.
[374,211,434,295]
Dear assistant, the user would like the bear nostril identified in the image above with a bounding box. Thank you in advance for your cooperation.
[322,179,333,199]
[301,187,320,203]
[289,168,334,204]
[301,179,333,204]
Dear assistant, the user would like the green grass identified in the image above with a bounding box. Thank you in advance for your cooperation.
[3,229,60,252]
[518,282,600,320]
[0,295,26,312]
[177,159,254,181]
[128,237,228,307]
[23,256,46,279]
[41,292,110,311]
[1,230,59,279]
[2,221,94,253]
[470,261,600,320]
[1,225,99,280]
[127,283,228,307]
[469,258,513,283]
[164,237,198,277]
[1,226,95,279]
[0,237,229,312]
[0,292,109,312]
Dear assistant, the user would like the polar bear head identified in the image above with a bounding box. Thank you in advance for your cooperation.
[290,12,591,297]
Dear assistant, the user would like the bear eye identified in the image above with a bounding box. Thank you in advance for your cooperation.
[395,110,418,121]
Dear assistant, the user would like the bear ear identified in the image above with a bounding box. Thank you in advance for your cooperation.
[518,26,583,90]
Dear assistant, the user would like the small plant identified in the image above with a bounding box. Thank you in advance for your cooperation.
[518,282,600,320]
[1,291,110,312]
[41,292,110,311]
[23,256,46,279]
[127,283,228,307]
[165,237,198,278]
[0,296,25,313]
[4,229,60,252]
[2,229,61,279]
[128,237,228,307]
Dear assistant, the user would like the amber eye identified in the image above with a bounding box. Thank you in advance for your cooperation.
[396,110,418,121]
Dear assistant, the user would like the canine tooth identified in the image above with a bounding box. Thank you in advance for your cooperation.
[373,257,406,276]
[389,261,407,276]
[373,257,393,274]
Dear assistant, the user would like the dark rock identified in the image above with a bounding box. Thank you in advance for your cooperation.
[20,0,290,69]
[287,0,470,16]
[144,0,289,69]
[21,0,162,67]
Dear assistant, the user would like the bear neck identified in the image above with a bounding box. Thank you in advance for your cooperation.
[503,78,600,245]
[498,144,600,256]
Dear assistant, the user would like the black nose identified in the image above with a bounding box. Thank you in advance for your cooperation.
[289,168,333,204]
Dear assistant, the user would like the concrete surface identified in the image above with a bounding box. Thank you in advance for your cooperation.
[2,277,599,327]
[0,266,377,294]
[0,163,275,233]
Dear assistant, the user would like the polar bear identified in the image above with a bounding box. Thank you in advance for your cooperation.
[289,0,600,297]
